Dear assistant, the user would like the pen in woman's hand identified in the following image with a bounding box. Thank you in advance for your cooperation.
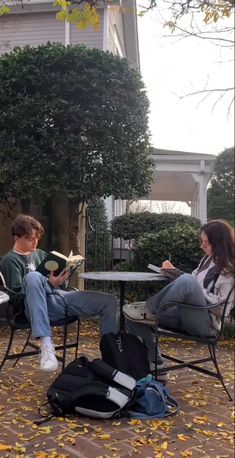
[168,253,171,262]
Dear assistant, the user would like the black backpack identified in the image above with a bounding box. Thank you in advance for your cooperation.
[37,356,136,423]
[100,331,150,380]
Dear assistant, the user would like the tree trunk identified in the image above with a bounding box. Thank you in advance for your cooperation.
[68,201,87,290]
[51,197,86,289]
[51,196,70,254]
[21,198,31,214]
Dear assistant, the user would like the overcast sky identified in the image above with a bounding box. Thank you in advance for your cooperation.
[137,3,234,156]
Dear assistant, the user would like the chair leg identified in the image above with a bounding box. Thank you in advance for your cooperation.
[0,328,15,370]
[61,323,68,371]
[208,344,233,401]
[13,330,32,367]
[75,320,80,360]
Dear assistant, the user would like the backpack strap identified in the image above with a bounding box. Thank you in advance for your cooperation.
[161,385,179,415]
[88,358,136,391]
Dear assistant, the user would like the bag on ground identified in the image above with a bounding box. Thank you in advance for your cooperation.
[129,375,179,419]
[41,356,136,420]
[100,331,150,380]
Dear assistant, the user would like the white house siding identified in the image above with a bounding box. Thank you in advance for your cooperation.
[70,12,104,49]
[108,6,126,58]
[0,12,65,55]
[105,6,127,221]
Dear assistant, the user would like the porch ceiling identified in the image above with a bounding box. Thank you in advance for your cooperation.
[140,149,216,203]
[149,171,197,202]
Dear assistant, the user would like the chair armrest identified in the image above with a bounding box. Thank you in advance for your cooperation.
[0,291,10,304]
[0,284,22,297]
[154,300,227,319]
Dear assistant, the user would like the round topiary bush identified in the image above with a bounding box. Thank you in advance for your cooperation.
[111,212,200,240]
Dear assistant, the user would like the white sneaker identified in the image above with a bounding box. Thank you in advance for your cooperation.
[39,345,58,372]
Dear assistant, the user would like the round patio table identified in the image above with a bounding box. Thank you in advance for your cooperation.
[79,271,167,329]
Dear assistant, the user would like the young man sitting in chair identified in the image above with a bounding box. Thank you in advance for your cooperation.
[0,214,118,372]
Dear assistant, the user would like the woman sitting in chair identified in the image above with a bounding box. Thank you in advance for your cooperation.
[125,219,234,367]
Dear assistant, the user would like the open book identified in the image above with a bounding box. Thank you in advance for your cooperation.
[37,251,84,278]
[148,263,184,280]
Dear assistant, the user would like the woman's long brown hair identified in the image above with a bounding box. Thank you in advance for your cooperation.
[201,219,234,276]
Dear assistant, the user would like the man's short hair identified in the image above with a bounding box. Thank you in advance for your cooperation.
[11,214,44,239]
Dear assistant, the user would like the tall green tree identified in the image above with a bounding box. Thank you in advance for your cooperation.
[0,43,152,253]
[207,147,234,224]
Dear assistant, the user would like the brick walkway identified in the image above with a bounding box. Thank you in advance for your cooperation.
[0,322,234,458]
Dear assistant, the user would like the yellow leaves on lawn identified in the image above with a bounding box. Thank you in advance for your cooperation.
[180,451,192,457]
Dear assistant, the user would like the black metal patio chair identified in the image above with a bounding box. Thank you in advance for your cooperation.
[123,287,234,401]
[153,287,234,401]
[0,272,80,372]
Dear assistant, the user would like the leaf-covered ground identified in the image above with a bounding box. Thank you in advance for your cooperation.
[0,321,234,458]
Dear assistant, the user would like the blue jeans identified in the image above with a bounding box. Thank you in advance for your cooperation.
[23,271,118,338]
[126,274,215,363]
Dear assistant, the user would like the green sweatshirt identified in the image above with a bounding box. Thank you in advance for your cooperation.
[0,249,46,295]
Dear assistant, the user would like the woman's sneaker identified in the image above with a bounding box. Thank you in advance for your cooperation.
[39,345,58,372]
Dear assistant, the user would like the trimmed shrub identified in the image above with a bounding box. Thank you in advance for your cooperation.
[120,223,202,301]
[131,223,201,272]
[111,212,200,240]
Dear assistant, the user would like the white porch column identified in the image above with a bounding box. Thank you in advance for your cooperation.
[198,174,207,223]
[65,20,70,46]
[192,161,208,223]
[102,1,109,51]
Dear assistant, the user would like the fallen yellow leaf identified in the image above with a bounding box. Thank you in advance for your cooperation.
[97,434,111,440]
[161,440,168,450]
[177,434,189,441]
[0,444,12,451]
[180,451,192,457]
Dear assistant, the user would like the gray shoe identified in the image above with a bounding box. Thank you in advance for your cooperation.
[150,361,168,384]
[123,302,156,324]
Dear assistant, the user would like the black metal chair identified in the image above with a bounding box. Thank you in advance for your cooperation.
[154,287,234,401]
[0,272,80,372]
